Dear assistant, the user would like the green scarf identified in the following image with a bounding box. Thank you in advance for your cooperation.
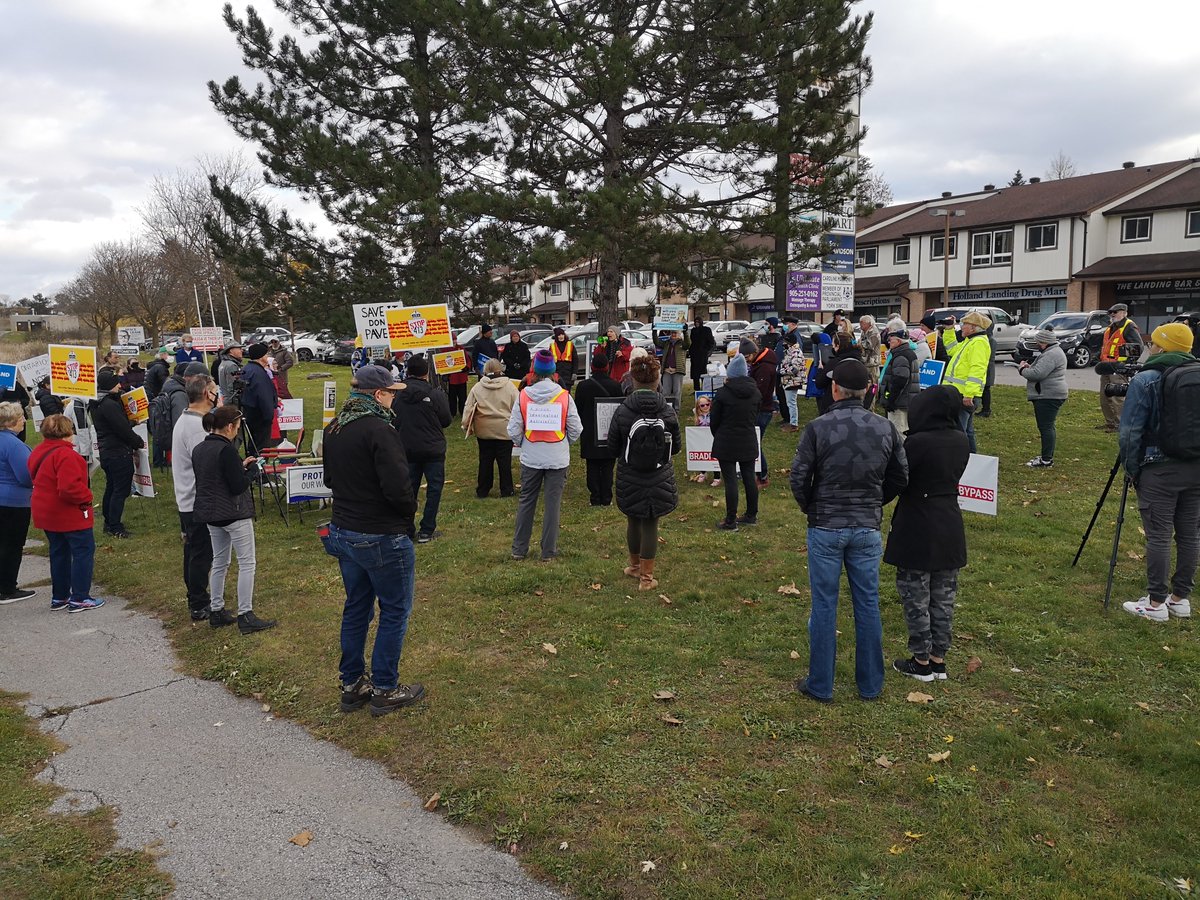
[328,391,394,433]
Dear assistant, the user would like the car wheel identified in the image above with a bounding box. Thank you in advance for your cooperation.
[298,348,313,362]
[1071,345,1092,368]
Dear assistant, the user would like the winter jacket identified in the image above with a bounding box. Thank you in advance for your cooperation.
[500,339,532,380]
[911,333,932,365]
[1019,343,1068,401]
[89,391,144,461]
[463,374,519,442]
[270,347,294,375]
[161,376,190,434]
[806,333,832,398]
[608,389,681,519]
[506,378,583,470]
[28,439,93,533]
[323,407,417,537]
[36,387,64,418]
[392,377,451,460]
[474,335,500,370]
[661,335,688,373]
[1119,351,1196,483]
[942,331,991,400]
[573,374,624,459]
[144,358,170,399]
[779,342,807,390]
[883,385,970,571]
[881,344,920,412]
[814,346,861,394]
[860,326,882,372]
[709,375,760,462]
[240,361,278,423]
[748,347,778,413]
[0,430,33,507]
[191,434,254,525]
[789,398,909,530]
[1100,316,1142,363]
[218,356,244,403]
[606,337,633,384]
[688,325,715,379]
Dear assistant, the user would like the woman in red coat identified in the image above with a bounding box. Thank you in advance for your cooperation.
[28,414,103,612]
[604,326,632,384]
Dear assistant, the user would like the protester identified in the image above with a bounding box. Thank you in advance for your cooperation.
[1118,322,1198,623]
[883,385,970,682]
[501,329,532,381]
[572,350,623,506]
[97,351,122,380]
[880,328,920,433]
[392,355,451,543]
[659,329,687,412]
[608,355,680,590]
[192,405,274,634]
[549,328,576,391]
[474,324,500,376]
[0,403,34,604]
[321,364,425,716]
[35,377,64,419]
[144,347,172,399]
[621,347,661,395]
[942,311,992,452]
[859,315,882,386]
[745,337,778,486]
[120,358,145,391]
[268,338,295,400]
[790,358,908,702]
[29,415,101,612]
[175,335,203,364]
[777,331,806,434]
[823,309,850,338]
[0,375,30,442]
[978,321,999,418]
[710,353,760,530]
[508,349,583,561]
[688,317,716,391]
[815,332,858,415]
[151,362,201,467]
[217,343,245,405]
[1018,328,1069,468]
[463,358,519,498]
[447,339,471,416]
[90,371,144,539]
[605,326,633,384]
[806,331,833,410]
[171,375,218,622]
[241,343,279,456]
[1098,302,1143,432]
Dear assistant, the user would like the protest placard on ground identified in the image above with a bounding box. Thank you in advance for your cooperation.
[277,398,304,431]
[432,349,467,375]
[958,453,998,515]
[191,327,224,352]
[685,426,721,472]
[49,345,97,400]
[386,304,452,352]
[122,386,149,424]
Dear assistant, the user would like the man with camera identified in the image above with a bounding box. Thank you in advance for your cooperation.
[1118,323,1198,622]
[1098,303,1142,433]
[941,311,992,452]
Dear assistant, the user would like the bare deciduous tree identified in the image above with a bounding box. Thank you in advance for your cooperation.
[1046,150,1077,180]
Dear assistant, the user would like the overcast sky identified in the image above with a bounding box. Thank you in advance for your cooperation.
[2,0,1198,301]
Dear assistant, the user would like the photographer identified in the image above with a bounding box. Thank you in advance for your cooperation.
[1118,323,1198,623]
[1018,328,1068,468]
[1098,303,1142,433]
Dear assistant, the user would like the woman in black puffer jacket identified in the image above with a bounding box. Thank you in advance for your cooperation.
[709,353,760,530]
[607,355,680,592]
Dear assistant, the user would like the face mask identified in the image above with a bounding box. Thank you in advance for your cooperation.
[184,342,193,348]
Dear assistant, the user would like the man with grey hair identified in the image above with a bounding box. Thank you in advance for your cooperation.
[172,374,218,621]
[859,315,881,388]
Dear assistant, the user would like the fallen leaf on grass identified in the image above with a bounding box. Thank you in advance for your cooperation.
[1174,877,1193,894]
[423,793,440,812]
[289,830,313,847]
[541,643,558,656]
[904,831,925,840]
[906,691,934,704]
[559,841,569,851]
[777,582,803,596]
[1127,551,1145,560]
[534,590,544,596]
[711,500,721,508]
[1135,701,1150,711]
[888,844,906,856]
[927,750,951,763]
[589,583,603,590]
[874,755,893,769]
[943,735,954,744]
[641,860,657,874]
[658,593,672,604]
[661,714,683,726]
[652,690,677,702]
[789,650,801,660]
[965,656,983,674]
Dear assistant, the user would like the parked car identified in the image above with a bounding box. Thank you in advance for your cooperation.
[247,326,292,344]
[322,336,357,365]
[923,306,1023,357]
[291,330,338,362]
[1015,310,1110,368]
[709,320,750,347]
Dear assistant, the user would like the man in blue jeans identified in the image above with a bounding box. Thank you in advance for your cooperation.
[789,358,908,702]
[321,365,425,717]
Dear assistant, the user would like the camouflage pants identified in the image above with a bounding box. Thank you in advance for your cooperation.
[895,568,959,659]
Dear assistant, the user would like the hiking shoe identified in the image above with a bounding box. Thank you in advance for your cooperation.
[716,518,739,531]
[370,683,426,716]
[209,608,237,629]
[1121,597,1169,623]
[106,527,132,539]
[416,530,439,544]
[339,675,373,713]
[238,611,277,634]
[1025,456,1054,468]
[930,661,948,680]
[794,678,832,704]
[50,598,69,612]
[0,588,37,604]
[190,607,211,622]
[756,477,769,488]
[68,597,106,613]
[1167,597,1192,618]
[735,514,758,527]
[893,657,935,682]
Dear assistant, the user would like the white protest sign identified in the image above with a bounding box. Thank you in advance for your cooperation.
[286,465,333,503]
[17,354,51,387]
[118,326,145,346]
[593,397,624,448]
[353,302,405,347]
[110,344,140,357]
[525,401,566,433]
[685,425,759,472]
[958,453,998,516]
[276,398,304,431]
[132,424,155,497]
[191,327,224,352]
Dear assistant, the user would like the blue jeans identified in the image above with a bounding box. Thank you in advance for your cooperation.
[321,525,416,691]
[958,397,980,453]
[755,410,773,478]
[46,529,96,602]
[785,388,799,426]
[409,455,445,535]
[805,526,885,700]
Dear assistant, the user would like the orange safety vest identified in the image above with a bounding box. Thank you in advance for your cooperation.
[550,340,574,362]
[1100,318,1134,362]
[519,388,569,442]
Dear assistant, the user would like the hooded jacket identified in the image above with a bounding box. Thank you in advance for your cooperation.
[709,375,760,462]
[574,373,624,459]
[144,357,170,399]
[28,438,93,533]
[507,377,583,469]
[883,385,970,571]
[393,377,451,459]
[748,347,779,413]
[608,388,681,519]
[1119,350,1196,482]
[463,374,519,442]
[1019,342,1068,401]
[881,343,920,411]
[89,391,144,460]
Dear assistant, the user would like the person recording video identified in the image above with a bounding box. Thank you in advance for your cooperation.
[1098,303,1142,433]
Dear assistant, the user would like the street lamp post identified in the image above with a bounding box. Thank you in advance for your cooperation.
[930,208,966,308]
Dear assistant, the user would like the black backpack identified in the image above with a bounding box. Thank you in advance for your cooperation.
[624,417,671,472]
[1158,360,1200,459]
[148,387,175,447]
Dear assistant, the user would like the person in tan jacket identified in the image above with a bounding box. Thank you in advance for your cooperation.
[463,357,520,497]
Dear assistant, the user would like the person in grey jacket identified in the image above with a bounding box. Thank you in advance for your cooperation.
[1017,328,1068,468]
[880,329,920,433]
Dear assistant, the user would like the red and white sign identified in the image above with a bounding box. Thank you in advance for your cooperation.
[958,453,998,516]
[191,327,224,352]
[685,426,760,473]
[276,398,304,431]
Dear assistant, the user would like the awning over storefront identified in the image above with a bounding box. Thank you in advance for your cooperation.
[526,301,568,318]
[1074,251,1200,281]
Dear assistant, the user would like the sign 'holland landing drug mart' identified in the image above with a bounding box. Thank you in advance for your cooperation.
[386,304,452,352]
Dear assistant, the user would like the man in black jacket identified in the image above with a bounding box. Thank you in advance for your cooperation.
[90,371,145,538]
[688,317,715,391]
[392,355,451,543]
[322,364,425,717]
[500,330,532,380]
[473,324,500,377]
[573,351,624,505]
[790,358,908,703]
[881,329,920,434]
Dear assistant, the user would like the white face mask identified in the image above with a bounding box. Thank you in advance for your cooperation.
[184,341,193,348]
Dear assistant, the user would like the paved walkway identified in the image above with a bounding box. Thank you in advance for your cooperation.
[0,551,559,900]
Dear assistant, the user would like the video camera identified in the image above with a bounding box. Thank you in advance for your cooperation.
[1096,360,1143,397]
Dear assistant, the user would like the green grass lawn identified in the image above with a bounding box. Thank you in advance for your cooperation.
[72,363,1198,898]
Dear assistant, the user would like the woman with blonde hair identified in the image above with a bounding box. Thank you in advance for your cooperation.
[0,402,34,603]
[463,357,520,498]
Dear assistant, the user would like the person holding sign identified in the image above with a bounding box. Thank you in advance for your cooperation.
[463,358,519,498]
[507,350,582,561]
[90,371,145,539]
[573,350,623,506]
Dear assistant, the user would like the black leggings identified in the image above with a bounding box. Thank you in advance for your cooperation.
[719,459,759,520]
[626,516,660,560]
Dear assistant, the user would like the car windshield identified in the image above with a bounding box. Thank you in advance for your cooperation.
[1037,313,1088,331]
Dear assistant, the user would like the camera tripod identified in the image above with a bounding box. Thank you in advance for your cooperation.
[239,415,287,521]
[1072,454,1130,610]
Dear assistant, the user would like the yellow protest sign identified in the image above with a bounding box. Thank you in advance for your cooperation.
[386,304,452,352]
[432,349,467,375]
[48,345,98,400]
[122,386,149,423]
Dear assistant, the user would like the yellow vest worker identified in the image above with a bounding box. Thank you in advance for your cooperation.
[942,310,993,452]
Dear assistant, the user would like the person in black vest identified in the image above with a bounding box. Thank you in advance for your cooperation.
[688,317,715,391]
[191,405,275,634]
[710,353,760,530]
[89,371,144,538]
[574,350,624,506]
[35,377,64,418]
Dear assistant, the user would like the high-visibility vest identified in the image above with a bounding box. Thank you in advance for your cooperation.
[519,388,569,442]
[1101,318,1135,362]
[550,340,574,362]
[944,334,990,399]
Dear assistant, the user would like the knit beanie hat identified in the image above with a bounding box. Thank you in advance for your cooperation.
[1032,328,1059,345]
[727,354,749,378]
[1151,322,1194,353]
[98,371,120,392]
[532,349,556,376]
[591,349,609,372]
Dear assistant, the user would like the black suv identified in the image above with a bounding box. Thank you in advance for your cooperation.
[1015,310,1110,368]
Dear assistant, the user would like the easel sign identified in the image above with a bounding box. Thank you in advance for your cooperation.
[593,396,624,448]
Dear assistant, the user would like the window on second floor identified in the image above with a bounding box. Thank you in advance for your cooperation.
[1121,214,1152,243]
[930,234,958,260]
[1026,222,1058,251]
[856,246,878,267]
[571,276,597,298]
[517,283,530,298]
[971,228,1014,266]
[1187,209,1200,238]
[893,242,910,265]
[550,282,562,296]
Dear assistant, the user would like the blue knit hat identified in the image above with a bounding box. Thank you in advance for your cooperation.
[727,354,749,378]
[532,349,556,376]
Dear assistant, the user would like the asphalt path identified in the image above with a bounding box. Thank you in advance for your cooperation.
[0,551,560,900]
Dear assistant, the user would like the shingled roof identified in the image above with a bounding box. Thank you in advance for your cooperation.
[1106,165,1200,214]
[1074,250,1200,280]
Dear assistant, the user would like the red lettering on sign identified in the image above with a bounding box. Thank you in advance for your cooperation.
[958,485,995,502]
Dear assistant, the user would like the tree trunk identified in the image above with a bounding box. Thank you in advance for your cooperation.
[597,102,625,334]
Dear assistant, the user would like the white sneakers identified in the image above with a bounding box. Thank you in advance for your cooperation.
[1121,596,1191,622]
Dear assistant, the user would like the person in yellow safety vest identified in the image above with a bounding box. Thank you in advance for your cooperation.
[941,310,992,453]
[1097,302,1143,433]
[549,327,576,390]
[507,350,583,561]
